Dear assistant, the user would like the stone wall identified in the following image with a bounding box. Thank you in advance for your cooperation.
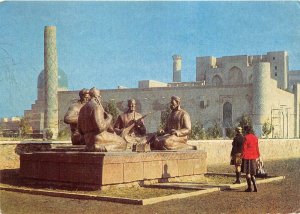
[58,85,253,132]
[189,139,300,165]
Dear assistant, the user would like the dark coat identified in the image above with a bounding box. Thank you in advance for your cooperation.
[231,133,245,156]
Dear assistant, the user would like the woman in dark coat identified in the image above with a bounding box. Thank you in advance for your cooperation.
[230,126,244,184]
[242,125,260,192]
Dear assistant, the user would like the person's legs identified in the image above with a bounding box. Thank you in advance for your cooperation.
[251,175,258,192]
[233,153,242,184]
[245,173,252,192]
[234,165,241,184]
[244,159,252,192]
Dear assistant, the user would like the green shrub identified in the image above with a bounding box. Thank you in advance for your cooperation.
[45,129,53,140]
[57,128,71,140]
[236,114,253,135]
[206,121,222,139]
[189,122,206,140]
[262,119,274,138]
[225,127,236,139]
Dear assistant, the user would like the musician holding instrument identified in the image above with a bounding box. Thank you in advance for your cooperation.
[150,96,196,150]
[78,87,127,152]
[114,99,150,148]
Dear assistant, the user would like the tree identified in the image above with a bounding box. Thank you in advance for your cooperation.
[159,104,171,130]
[19,117,32,138]
[262,119,274,138]
[104,100,119,124]
[237,114,253,135]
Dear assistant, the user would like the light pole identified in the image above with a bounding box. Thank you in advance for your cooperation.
[280,105,287,138]
[271,108,281,138]
[285,107,291,138]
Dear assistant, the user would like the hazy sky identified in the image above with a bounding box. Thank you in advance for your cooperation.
[0,1,300,118]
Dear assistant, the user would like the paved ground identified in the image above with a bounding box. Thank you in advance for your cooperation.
[1,158,299,214]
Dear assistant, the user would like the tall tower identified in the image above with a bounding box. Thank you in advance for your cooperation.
[172,55,182,82]
[44,26,58,139]
[252,62,271,137]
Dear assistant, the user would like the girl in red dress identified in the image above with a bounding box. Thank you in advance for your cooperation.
[242,125,260,192]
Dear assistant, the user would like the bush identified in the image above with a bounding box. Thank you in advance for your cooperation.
[262,119,274,138]
[237,114,253,135]
[225,127,236,139]
[206,121,222,139]
[45,129,53,140]
[19,117,32,138]
[57,128,71,140]
[189,122,206,140]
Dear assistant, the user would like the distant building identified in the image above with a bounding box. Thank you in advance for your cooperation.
[289,70,300,91]
[0,117,21,137]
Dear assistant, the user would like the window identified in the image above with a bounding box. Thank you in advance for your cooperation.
[275,66,277,70]
[275,72,277,76]
[273,57,275,60]
[200,101,205,109]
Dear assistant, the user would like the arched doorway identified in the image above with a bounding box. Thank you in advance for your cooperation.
[212,75,223,86]
[228,66,243,85]
[223,102,232,128]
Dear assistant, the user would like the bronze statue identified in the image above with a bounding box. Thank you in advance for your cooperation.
[151,96,196,150]
[64,88,90,145]
[78,87,127,152]
[114,99,151,148]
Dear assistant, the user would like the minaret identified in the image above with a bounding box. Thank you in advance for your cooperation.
[44,26,58,139]
[172,55,182,82]
[252,62,271,137]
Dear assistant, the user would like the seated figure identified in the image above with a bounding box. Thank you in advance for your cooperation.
[151,96,196,150]
[64,88,90,145]
[78,87,127,152]
[114,99,152,148]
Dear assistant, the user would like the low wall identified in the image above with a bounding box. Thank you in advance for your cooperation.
[1,139,300,169]
[189,139,300,165]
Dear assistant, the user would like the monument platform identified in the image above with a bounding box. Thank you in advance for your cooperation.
[20,149,207,189]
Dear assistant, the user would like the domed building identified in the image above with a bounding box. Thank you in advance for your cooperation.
[24,69,68,136]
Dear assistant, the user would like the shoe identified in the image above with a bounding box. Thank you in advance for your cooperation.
[245,177,252,192]
[251,176,258,192]
[233,172,241,184]
[245,188,252,192]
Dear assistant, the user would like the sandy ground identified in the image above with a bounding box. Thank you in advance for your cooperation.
[0,158,299,214]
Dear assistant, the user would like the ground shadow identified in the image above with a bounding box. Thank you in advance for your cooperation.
[0,169,96,191]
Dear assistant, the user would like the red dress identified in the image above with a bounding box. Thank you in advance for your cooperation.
[242,133,260,160]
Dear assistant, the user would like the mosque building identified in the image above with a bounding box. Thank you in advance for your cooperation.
[23,26,300,139]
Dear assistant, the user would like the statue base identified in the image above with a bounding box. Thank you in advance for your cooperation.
[20,149,207,189]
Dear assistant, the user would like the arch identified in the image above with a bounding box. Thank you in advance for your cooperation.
[212,75,223,87]
[223,102,232,128]
[228,66,243,85]
[248,74,253,83]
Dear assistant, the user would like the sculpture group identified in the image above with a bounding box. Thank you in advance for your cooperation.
[64,87,196,152]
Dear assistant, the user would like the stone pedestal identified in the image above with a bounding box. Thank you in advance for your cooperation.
[20,150,207,189]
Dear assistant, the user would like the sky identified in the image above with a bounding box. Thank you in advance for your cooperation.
[0,1,300,118]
